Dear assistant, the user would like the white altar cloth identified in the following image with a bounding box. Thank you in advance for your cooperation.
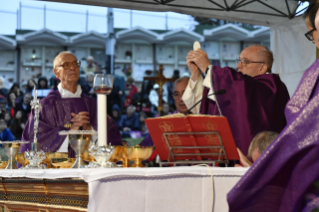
[0,167,249,212]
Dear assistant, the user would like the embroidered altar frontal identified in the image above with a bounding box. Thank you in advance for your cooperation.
[0,178,88,212]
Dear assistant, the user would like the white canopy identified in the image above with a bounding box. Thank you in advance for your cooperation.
[42,0,301,26]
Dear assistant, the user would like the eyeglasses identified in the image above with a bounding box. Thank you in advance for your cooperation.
[236,58,264,67]
[56,61,81,69]
[305,29,316,41]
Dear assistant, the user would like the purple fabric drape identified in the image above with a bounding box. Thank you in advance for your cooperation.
[227,59,319,211]
[21,90,122,156]
[200,66,290,155]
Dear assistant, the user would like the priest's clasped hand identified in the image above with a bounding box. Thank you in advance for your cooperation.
[70,112,92,130]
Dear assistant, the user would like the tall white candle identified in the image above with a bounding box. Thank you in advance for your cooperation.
[97,94,107,146]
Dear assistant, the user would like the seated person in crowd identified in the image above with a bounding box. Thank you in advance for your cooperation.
[4,112,13,128]
[118,105,140,138]
[15,93,32,119]
[83,56,98,74]
[140,76,190,146]
[25,79,36,94]
[111,104,122,126]
[124,77,138,107]
[21,51,122,156]
[156,102,171,117]
[8,83,23,104]
[235,131,278,167]
[10,110,27,140]
[37,76,49,90]
[0,77,8,98]
[139,112,149,137]
[80,72,95,98]
[0,117,14,141]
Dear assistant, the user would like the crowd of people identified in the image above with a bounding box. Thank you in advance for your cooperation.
[0,55,184,142]
[2,1,319,209]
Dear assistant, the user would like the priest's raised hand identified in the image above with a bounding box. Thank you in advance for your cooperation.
[182,45,290,156]
[187,49,211,74]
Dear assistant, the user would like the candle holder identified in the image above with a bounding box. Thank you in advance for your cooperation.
[59,130,97,168]
[94,74,114,147]
[2,141,29,169]
[22,86,47,169]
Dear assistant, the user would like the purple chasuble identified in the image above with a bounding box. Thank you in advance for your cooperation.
[139,134,154,146]
[20,90,122,156]
[200,66,290,155]
[227,59,319,211]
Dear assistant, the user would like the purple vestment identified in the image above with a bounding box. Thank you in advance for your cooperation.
[139,134,154,146]
[21,90,122,156]
[227,59,319,211]
[200,66,290,155]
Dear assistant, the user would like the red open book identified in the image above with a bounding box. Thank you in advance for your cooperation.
[145,114,239,161]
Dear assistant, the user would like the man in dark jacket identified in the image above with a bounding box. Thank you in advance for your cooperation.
[118,105,140,138]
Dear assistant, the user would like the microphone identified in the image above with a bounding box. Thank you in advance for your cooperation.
[184,89,226,115]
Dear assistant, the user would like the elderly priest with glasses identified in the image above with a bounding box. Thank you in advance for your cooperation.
[20,51,122,156]
[182,45,290,156]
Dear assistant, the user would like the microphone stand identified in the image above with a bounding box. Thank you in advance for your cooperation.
[185,89,226,115]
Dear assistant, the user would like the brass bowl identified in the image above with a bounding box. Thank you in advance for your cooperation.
[0,161,9,169]
[15,153,30,167]
[51,158,76,168]
[126,146,153,167]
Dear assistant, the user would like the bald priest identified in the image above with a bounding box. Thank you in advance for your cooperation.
[21,51,122,156]
[182,45,290,155]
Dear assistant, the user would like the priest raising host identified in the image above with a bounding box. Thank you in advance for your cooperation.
[20,51,122,157]
[182,44,290,156]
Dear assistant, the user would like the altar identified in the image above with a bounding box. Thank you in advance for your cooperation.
[0,167,248,212]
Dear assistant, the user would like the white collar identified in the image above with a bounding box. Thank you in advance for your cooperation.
[57,83,82,98]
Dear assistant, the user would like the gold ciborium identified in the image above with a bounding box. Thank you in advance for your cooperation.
[0,161,9,169]
[15,153,30,167]
[126,146,153,168]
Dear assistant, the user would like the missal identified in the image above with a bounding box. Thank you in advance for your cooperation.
[145,114,239,161]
